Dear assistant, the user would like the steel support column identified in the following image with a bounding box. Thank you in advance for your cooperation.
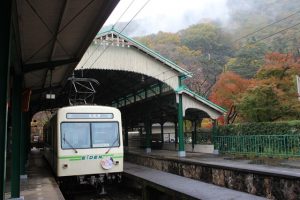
[177,94,185,157]
[25,113,30,167]
[145,118,151,153]
[174,122,177,150]
[20,112,27,178]
[177,77,185,157]
[0,0,12,199]
[160,122,164,144]
[212,119,217,143]
[192,120,198,151]
[124,120,129,150]
[11,74,22,198]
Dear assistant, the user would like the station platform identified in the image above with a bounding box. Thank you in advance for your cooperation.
[126,148,300,178]
[125,148,300,199]
[5,149,65,200]
[124,162,266,200]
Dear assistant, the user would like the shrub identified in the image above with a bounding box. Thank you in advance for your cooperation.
[216,121,300,136]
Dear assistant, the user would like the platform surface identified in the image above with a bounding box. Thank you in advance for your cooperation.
[5,149,65,200]
[127,148,300,178]
[124,162,266,200]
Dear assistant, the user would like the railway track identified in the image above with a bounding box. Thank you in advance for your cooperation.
[60,182,141,200]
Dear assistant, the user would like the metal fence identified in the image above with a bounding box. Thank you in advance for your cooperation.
[213,135,300,157]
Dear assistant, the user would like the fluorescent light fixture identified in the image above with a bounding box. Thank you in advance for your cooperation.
[46,94,55,99]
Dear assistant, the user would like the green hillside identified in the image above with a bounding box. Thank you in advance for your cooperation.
[133,0,300,97]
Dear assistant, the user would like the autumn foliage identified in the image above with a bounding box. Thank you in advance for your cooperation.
[209,72,252,109]
[237,53,300,122]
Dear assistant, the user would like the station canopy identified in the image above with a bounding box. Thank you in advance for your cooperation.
[16,0,120,112]
[50,27,226,125]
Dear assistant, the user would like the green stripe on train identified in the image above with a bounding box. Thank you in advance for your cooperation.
[59,154,123,161]
[59,156,82,159]
[69,158,82,161]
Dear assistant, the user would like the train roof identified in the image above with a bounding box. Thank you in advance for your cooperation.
[57,105,121,113]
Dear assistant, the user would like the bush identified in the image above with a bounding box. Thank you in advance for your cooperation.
[216,121,300,136]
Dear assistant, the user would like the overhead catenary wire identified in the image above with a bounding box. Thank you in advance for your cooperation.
[89,0,152,69]
[238,21,300,50]
[81,0,136,68]
[252,21,300,44]
[233,9,300,43]
[113,0,136,29]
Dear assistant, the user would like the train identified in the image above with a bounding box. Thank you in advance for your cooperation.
[43,105,123,190]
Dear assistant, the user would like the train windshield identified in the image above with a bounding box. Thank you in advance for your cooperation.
[91,122,119,148]
[61,123,91,149]
[61,122,119,149]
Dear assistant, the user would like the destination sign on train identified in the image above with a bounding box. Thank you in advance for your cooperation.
[66,113,113,119]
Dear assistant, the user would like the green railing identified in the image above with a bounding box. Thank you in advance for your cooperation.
[213,135,300,157]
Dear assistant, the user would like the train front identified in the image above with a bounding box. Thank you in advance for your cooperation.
[56,105,123,185]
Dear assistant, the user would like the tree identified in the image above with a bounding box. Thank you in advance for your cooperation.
[237,84,282,122]
[179,23,234,95]
[225,42,267,78]
[209,72,252,123]
[209,72,252,109]
[237,52,300,122]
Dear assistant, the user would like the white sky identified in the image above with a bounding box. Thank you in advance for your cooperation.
[104,0,229,36]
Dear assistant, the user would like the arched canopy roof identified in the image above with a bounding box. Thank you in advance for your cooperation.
[76,27,192,90]
[71,28,225,123]
[177,87,226,119]
[33,27,226,122]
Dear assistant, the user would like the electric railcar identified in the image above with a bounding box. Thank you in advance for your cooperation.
[43,105,123,186]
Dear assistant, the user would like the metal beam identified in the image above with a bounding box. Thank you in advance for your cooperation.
[23,58,79,73]
[32,85,61,95]
[49,0,68,59]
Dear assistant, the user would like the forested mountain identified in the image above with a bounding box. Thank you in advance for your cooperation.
[131,0,300,99]
[103,0,300,122]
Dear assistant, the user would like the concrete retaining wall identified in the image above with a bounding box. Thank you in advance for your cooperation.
[125,152,300,200]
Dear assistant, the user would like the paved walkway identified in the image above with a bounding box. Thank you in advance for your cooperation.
[127,148,300,179]
[5,149,64,200]
[124,162,266,200]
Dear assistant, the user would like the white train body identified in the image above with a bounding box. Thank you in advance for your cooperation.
[44,105,123,179]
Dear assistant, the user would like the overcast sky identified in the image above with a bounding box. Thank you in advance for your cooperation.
[104,0,230,36]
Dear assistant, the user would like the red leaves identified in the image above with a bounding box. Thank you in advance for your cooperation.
[209,72,252,109]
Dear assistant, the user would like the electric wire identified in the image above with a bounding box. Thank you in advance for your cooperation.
[251,21,300,44]
[233,9,300,43]
[237,21,300,52]
[89,0,152,69]
[82,0,300,100]
[81,0,136,68]
[113,0,136,29]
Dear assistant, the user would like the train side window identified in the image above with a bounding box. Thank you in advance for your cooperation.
[44,126,52,146]
[61,123,91,149]
[48,126,52,145]
[91,122,119,148]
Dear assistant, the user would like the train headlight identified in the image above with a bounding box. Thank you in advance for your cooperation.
[100,157,113,170]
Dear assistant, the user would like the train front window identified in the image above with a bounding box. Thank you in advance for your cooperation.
[91,122,119,148]
[61,123,91,149]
